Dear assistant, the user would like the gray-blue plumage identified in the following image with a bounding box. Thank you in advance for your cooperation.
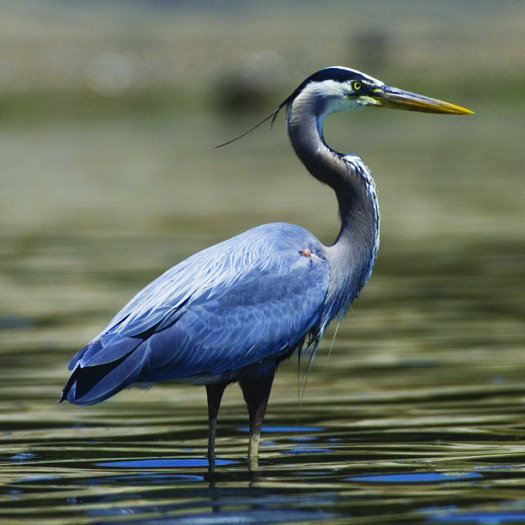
[65,223,333,405]
[62,66,470,462]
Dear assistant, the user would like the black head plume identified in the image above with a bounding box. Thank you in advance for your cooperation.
[215,98,290,149]
[215,67,370,149]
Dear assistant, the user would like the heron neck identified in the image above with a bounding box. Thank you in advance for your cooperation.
[286,98,380,318]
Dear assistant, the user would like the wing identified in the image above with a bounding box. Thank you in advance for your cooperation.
[64,224,330,405]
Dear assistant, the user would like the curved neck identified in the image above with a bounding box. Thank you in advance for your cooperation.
[286,93,380,319]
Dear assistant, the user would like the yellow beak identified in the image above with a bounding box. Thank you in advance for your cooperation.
[373,86,473,115]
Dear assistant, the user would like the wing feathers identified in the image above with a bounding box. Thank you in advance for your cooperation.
[64,224,330,405]
[63,350,143,405]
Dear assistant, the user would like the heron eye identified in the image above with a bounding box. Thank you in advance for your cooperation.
[352,81,362,91]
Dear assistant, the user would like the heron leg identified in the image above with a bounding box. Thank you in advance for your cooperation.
[239,364,276,465]
[206,383,227,461]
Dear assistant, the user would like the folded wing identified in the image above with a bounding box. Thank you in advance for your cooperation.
[62,224,330,405]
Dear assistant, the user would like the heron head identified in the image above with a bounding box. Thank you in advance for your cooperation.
[287,66,473,117]
[216,66,472,149]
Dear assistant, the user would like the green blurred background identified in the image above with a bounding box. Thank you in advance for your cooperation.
[0,0,523,376]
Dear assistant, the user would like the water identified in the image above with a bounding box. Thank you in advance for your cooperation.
[0,102,524,525]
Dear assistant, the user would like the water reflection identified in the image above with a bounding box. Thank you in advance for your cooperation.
[96,458,236,469]
[426,511,525,524]
[4,372,525,524]
[347,471,483,483]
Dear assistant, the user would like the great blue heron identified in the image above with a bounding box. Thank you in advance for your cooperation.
[62,66,471,463]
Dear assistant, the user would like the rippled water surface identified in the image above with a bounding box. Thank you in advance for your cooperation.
[1,89,525,524]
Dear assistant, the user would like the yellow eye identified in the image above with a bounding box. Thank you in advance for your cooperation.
[353,81,362,91]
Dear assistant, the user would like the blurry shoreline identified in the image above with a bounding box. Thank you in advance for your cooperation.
[0,0,523,124]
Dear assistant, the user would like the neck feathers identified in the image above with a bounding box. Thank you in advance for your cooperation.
[286,92,380,325]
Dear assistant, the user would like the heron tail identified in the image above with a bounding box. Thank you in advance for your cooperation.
[61,350,143,406]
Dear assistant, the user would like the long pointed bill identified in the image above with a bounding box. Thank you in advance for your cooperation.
[374,86,473,115]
